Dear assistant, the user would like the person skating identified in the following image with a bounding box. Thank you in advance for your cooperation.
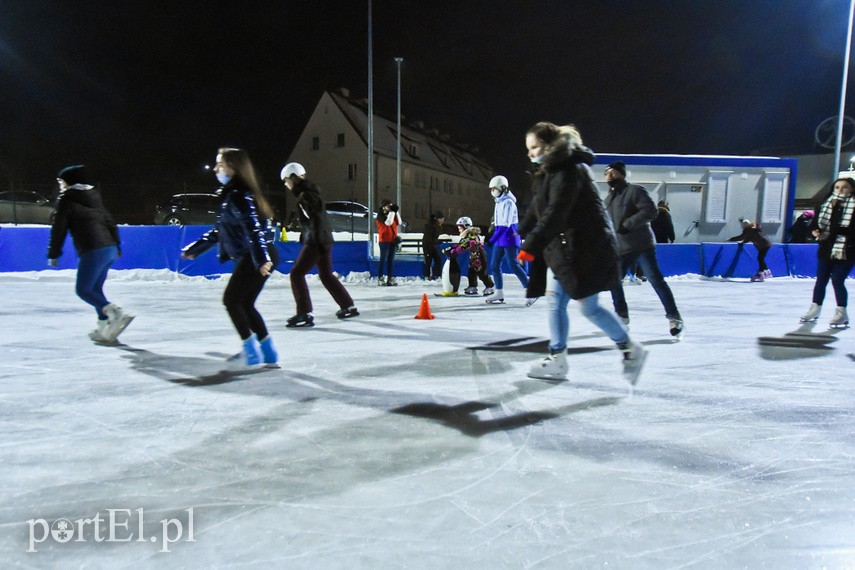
[439,217,494,297]
[376,199,402,285]
[518,123,646,384]
[47,165,134,343]
[280,162,359,327]
[181,148,279,367]
[604,161,684,338]
[486,175,528,304]
[728,218,773,281]
[800,176,855,327]
[422,211,445,280]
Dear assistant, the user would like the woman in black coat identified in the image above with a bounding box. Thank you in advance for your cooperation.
[517,122,646,384]
[47,164,134,344]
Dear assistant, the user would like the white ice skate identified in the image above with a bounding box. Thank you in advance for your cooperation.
[102,303,135,342]
[800,303,821,323]
[88,319,111,343]
[527,352,568,381]
[485,289,505,304]
[669,318,684,339]
[621,340,648,386]
[482,287,495,296]
[830,306,849,328]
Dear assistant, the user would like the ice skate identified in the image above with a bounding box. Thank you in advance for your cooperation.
[620,340,648,386]
[259,336,278,366]
[385,278,398,286]
[669,318,684,339]
[88,319,111,343]
[482,287,495,296]
[242,335,263,367]
[102,303,135,342]
[527,351,568,381]
[830,306,849,328]
[336,306,360,319]
[286,313,315,328]
[485,289,504,304]
[619,314,630,326]
[800,303,821,323]
[463,286,479,296]
[524,297,540,307]
[762,269,772,279]
[750,272,764,282]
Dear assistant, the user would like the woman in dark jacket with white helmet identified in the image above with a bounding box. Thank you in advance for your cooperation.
[517,122,646,384]
[280,162,358,328]
[182,148,279,367]
[48,164,134,344]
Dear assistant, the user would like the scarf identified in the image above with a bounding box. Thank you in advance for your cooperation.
[817,193,855,259]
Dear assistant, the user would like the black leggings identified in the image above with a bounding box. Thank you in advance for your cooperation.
[223,246,278,340]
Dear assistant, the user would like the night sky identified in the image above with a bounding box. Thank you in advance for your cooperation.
[2,0,853,203]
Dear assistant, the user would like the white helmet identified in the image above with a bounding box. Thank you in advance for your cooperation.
[280,162,306,180]
[456,216,473,228]
[489,175,509,190]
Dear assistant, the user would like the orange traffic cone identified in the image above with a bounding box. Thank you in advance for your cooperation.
[414,293,436,320]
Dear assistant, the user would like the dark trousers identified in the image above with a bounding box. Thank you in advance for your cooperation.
[611,247,681,319]
[378,241,396,278]
[291,243,354,314]
[423,245,442,279]
[223,246,278,340]
[757,246,770,272]
[813,257,855,307]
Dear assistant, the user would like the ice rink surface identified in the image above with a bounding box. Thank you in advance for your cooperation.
[0,269,853,568]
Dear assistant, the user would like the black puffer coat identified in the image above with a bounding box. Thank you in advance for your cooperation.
[519,140,620,300]
[48,186,120,259]
[292,179,334,246]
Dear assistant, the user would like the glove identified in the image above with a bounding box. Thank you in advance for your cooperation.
[47,258,58,267]
[389,204,399,213]
[517,250,534,263]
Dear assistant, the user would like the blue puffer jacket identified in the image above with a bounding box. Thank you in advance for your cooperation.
[182,182,272,268]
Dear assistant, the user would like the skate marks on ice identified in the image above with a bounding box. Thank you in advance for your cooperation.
[756,322,845,360]
[114,345,277,385]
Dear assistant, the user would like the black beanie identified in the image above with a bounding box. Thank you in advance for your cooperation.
[57,165,88,186]
[607,161,626,177]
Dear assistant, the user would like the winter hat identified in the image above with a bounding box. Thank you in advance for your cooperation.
[434,210,445,219]
[741,218,752,227]
[57,165,88,186]
[802,210,814,219]
[607,161,626,177]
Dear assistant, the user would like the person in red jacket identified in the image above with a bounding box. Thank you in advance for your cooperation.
[376,198,402,286]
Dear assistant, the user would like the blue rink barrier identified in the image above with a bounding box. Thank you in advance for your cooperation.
[2,226,852,278]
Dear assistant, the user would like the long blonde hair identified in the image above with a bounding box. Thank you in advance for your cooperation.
[218,147,274,220]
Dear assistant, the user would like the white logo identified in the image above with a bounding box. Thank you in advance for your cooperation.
[27,508,194,553]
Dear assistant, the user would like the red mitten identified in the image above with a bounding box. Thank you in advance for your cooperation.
[517,250,534,263]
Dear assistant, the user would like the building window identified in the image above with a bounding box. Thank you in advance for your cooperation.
[337,133,345,147]
[347,163,357,180]
[312,136,319,150]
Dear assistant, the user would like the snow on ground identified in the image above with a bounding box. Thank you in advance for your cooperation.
[0,270,853,568]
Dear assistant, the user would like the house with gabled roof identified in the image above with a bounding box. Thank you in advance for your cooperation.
[286,88,495,228]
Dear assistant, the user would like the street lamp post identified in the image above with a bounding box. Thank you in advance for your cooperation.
[395,57,403,213]
[834,0,855,177]
[367,0,374,241]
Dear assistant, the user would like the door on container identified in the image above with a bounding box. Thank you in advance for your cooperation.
[664,184,704,242]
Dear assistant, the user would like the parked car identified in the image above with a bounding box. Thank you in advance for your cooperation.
[154,193,221,225]
[0,191,56,224]
[325,200,373,232]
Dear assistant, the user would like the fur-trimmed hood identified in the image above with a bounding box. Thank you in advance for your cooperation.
[539,135,595,173]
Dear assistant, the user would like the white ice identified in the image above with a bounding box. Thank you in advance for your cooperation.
[0,270,853,568]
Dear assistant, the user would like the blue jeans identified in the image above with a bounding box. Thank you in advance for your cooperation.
[489,245,529,290]
[76,245,119,319]
[378,241,396,279]
[813,257,855,307]
[611,247,681,320]
[547,273,628,352]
